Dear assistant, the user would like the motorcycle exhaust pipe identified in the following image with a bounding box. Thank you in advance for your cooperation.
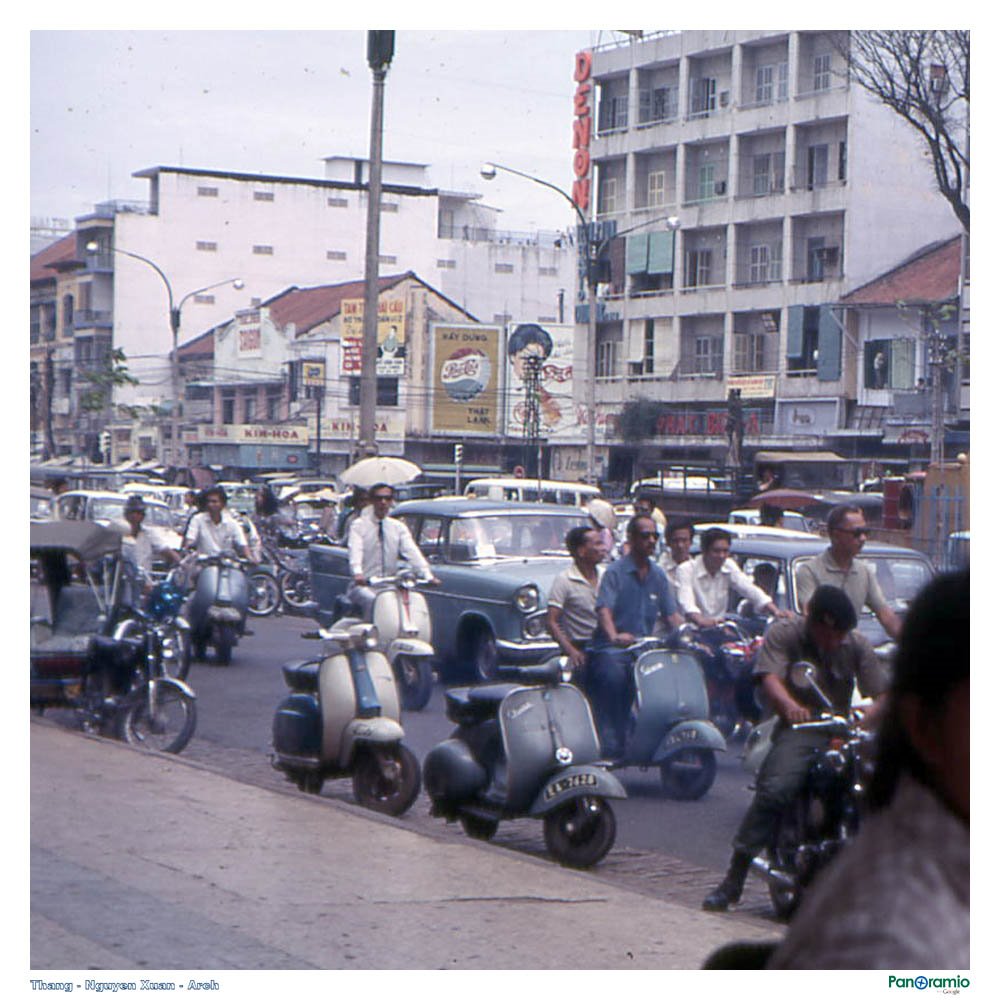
[750,857,796,893]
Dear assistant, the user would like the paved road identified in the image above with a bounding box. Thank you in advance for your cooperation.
[160,612,779,921]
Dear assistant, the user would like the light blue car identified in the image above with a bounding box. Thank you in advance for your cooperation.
[309,498,591,682]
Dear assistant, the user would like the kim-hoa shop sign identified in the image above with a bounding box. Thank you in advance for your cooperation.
[197,424,310,445]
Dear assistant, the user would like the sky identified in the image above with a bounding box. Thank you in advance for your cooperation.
[30,28,610,236]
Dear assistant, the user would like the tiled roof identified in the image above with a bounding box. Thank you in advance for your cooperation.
[266,273,411,336]
[841,236,963,306]
[30,234,77,283]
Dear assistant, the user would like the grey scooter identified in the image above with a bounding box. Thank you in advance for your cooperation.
[423,657,627,868]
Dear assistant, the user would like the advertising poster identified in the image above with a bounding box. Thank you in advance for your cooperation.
[431,324,501,436]
[340,297,407,376]
[504,322,576,439]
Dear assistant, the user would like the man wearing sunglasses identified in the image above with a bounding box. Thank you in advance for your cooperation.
[589,515,684,757]
[796,505,901,640]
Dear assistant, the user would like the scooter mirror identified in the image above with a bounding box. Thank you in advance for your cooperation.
[789,661,816,689]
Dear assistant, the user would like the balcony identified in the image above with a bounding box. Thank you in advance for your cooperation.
[74,309,113,330]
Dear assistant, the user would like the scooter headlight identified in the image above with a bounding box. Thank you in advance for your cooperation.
[514,585,540,614]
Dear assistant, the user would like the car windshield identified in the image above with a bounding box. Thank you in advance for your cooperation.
[446,513,587,560]
[790,554,933,613]
[90,497,125,521]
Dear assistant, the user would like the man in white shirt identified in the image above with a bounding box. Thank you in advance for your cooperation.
[660,518,694,597]
[183,487,253,561]
[347,483,439,617]
[676,527,786,627]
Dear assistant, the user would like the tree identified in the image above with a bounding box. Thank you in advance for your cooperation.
[830,31,969,232]
[78,347,139,413]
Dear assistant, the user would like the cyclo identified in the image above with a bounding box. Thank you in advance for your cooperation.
[30,521,197,753]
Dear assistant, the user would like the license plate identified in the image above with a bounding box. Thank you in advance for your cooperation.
[664,728,701,749]
[543,772,598,800]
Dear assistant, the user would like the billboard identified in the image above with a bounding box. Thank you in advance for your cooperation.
[340,297,407,376]
[431,324,502,436]
[504,322,576,440]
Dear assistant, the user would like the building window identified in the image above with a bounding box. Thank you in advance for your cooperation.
[777,62,789,100]
[197,186,219,197]
[807,145,829,188]
[596,336,619,378]
[380,201,399,213]
[647,170,666,207]
[328,196,349,208]
[538,315,558,323]
[806,238,839,281]
[749,243,781,283]
[196,241,218,252]
[734,333,767,372]
[378,254,397,265]
[643,318,655,374]
[694,336,723,374]
[61,293,74,332]
[753,152,784,195]
[755,65,774,105]
[598,177,619,215]
[838,140,848,181]
[254,191,274,202]
[599,93,628,131]
[538,265,558,276]
[348,377,398,407]
[437,259,457,269]
[327,250,348,261]
[250,297,262,307]
[863,339,915,390]
[193,293,216,304]
[221,391,236,424]
[690,77,717,117]
[652,85,677,121]
[787,306,820,373]
[495,263,515,274]
[243,395,257,423]
[813,53,832,92]
[697,163,716,201]
[493,312,512,326]
[266,388,283,421]
[253,244,274,255]
[684,249,713,287]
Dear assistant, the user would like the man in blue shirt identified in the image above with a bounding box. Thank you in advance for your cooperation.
[590,515,684,756]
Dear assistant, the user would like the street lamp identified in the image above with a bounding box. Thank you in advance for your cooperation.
[86,241,243,466]
[480,161,679,485]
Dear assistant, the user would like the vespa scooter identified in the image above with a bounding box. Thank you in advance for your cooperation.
[271,621,421,816]
[331,568,435,711]
[186,554,250,666]
[423,657,626,868]
[609,637,728,800]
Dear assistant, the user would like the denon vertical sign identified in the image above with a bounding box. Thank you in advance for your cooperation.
[572,50,593,212]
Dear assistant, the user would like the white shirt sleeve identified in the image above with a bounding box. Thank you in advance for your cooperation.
[675,560,700,617]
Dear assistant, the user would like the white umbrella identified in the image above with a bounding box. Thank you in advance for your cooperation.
[340,456,422,489]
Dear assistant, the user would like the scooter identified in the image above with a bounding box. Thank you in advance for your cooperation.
[271,621,421,816]
[607,637,728,800]
[186,553,249,666]
[331,569,435,711]
[740,661,876,918]
[423,657,626,868]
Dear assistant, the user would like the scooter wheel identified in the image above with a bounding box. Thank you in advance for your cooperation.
[460,814,499,841]
[543,796,616,869]
[214,623,235,666]
[352,744,421,817]
[659,749,717,800]
[396,655,434,712]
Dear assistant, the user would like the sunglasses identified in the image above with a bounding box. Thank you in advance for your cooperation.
[635,530,659,539]
[836,526,869,538]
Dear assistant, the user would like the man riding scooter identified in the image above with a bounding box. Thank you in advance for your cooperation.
[589,515,684,757]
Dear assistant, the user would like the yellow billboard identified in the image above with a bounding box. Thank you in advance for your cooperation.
[431,324,502,436]
[340,297,407,376]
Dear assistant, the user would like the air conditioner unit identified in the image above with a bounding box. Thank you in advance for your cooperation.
[719,90,730,107]
[714,180,728,196]
[628,360,645,376]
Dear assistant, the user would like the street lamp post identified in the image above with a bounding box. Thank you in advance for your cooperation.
[480,162,679,485]
[86,241,242,467]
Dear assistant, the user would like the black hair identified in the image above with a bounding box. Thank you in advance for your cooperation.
[565,524,597,555]
[627,514,657,539]
[827,504,862,535]
[368,482,395,498]
[256,485,280,516]
[867,569,970,810]
[806,584,858,631]
[666,517,694,542]
[507,323,553,359]
[701,527,733,553]
[201,486,227,506]
[759,504,783,527]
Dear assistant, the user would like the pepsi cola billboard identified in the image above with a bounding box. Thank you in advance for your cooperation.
[431,324,502,436]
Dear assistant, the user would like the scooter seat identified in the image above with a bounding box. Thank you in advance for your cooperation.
[281,659,322,693]
[445,683,519,725]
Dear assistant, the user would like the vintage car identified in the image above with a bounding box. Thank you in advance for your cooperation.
[719,535,935,654]
[308,498,590,681]
[52,490,183,551]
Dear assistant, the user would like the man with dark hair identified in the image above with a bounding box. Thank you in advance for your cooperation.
[589,515,684,755]
[184,486,252,561]
[660,518,694,596]
[546,525,605,675]
[796,504,901,640]
[759,503,784,528]
[770,570,969,968]
[676,527,785,628]
[703,585,888,912]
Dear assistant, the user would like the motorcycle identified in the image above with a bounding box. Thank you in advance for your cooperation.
[330,568,436,711]
[422,657,626,868]
[30,521,197,754]
[674,615,767,740]
[741,661,876,919]
[605,636,728,800]
[271,621,421,816]
[186,553,250,666]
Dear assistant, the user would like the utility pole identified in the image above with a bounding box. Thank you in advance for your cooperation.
[358,30,394,460]
[523,354,543,491]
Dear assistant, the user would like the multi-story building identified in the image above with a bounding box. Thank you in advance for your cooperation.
[578,30,961,485]
[72,157,574,447]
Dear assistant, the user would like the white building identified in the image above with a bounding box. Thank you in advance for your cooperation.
[74,156,575,418]
[576,30,961,485]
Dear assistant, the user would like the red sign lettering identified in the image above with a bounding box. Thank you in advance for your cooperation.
[571,50,593,212]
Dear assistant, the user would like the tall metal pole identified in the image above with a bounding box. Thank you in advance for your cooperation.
[359,31,394,460]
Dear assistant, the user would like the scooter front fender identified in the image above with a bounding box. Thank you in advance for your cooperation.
[528,766,627,817]
[387,638,434,661]
[341,717,405,769]
[652,720,727,763]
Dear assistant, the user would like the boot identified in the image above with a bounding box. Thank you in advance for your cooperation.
[702,851,753,911]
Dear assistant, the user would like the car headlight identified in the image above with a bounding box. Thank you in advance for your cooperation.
[514,585,540,614]
[523,613,548,638]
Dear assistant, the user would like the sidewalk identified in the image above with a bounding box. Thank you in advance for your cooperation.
[30,719,779,970]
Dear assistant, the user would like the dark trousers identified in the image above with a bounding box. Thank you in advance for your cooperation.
[586,646,632,753]
[733,726,830,855]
